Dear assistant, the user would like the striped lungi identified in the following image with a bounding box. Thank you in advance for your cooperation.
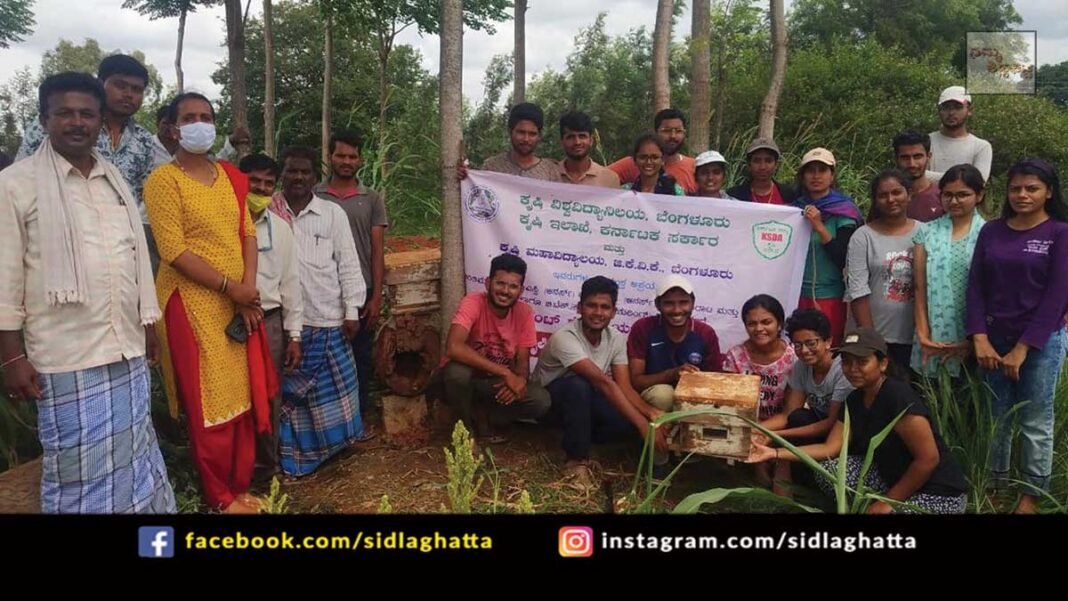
[37,356,176,513]
[279,327,363,476]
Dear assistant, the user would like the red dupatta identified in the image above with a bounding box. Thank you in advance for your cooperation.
[219,160,279,435]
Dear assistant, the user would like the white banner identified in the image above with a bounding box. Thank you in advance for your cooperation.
[460,170,812,358]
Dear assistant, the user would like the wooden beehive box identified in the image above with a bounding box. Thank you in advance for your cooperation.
[384,248,441,315]
[668,371,761,460]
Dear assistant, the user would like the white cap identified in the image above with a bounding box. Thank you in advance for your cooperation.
[655,275,695,298]
[695,150,728,168]
[938,85,971,106]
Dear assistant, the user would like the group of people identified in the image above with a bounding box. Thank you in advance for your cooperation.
[0,52,1063,516]
[448,85,1064,514]
[1,57,388,514]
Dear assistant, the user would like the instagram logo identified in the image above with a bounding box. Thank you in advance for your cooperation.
[558,526,594,557]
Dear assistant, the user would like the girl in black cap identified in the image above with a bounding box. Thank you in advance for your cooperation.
[749,327,968,513]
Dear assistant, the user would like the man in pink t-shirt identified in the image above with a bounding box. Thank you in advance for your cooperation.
[442,254,550,444]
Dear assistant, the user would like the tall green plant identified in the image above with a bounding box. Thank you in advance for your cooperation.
[443,421,484,513]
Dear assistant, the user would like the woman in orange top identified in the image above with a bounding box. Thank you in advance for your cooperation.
[145,93,273,514]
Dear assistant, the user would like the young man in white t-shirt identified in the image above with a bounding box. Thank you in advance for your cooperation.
[927,85,993,181]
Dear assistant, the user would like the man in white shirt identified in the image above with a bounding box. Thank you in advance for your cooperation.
[928,85,993,181]
[0,72,174,513]
[269,146,370,476]
[239,153,304,479]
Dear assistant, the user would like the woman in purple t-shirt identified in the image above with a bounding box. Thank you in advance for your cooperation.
[966,158,1068,514]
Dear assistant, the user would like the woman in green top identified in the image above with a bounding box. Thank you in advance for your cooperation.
[621,133,686,196]
[793,147,863,346]
[911,164,985,380]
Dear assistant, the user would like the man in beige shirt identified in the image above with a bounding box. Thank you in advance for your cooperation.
[557,111,620,188]
[0,72,174,513]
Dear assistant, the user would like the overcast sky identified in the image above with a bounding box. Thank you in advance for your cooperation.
[2,0,1065,105]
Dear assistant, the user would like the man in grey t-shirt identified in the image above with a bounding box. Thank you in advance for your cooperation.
[315,130,389,418]
[928,86,993,181]
[533,276,667,491]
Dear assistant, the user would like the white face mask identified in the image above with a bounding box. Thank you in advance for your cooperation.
[178,122,216,154]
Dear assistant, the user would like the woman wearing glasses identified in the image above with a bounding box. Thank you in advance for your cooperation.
[620,133,686,196]
[911,164,985,382]
[753,308,854,495]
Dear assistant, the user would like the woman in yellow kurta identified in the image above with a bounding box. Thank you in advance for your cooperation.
[145,92,265,514]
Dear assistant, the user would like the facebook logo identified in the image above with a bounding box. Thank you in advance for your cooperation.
[138,527,175,558]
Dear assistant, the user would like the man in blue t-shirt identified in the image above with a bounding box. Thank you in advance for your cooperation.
[627,275,724,413]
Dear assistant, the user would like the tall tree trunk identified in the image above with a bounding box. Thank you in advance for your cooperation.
[652,0,673,111]
[689,0,711,153]
[321,14,333,176]
[225,0,249,157]
[263,0,276,156]
[175,5,187,93]
[440,0,464,344]
[377,34,392,181]
[758,0,787,140]
[712,43,728,148]
[513,0,526,104]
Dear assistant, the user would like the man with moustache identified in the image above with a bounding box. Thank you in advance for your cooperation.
[608,108,697,194]
[18,55,171,271]
[0,72,174,513]
[315,130,388,417]
[533,276,670,491]
[479,102,559,181]
[441,253,550,445]
[269,146,370,476]
[556,111,619,188]
[893,130,943,222]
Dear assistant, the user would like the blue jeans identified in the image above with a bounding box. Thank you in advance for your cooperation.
[547,376,634,461]
[982,327,1064,494]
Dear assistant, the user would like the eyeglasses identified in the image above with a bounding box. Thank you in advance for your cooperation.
[636,154,663,164]
[657,128,686,136]
[940,191,976,203]
[791,339,821,351]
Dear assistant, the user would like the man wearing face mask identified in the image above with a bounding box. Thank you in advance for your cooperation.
[239,153,304,480]
[18,55,172,272]
[145,92,279,514]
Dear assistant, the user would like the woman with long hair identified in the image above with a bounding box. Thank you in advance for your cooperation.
[911,164,986,379]
[966,158,1068,513]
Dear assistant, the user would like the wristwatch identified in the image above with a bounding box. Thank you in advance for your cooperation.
[288,333,301,343]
